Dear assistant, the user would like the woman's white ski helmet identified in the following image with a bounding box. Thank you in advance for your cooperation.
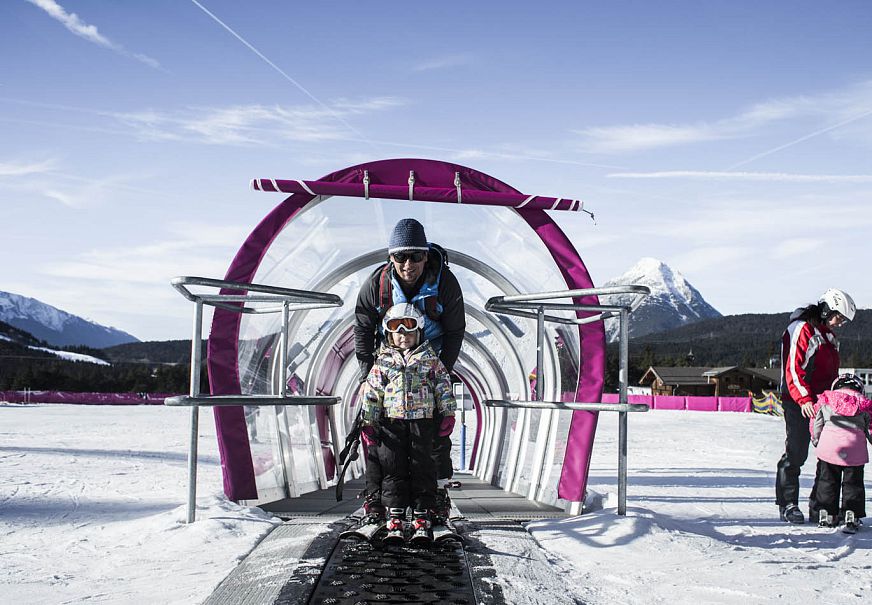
[819,288,856,322]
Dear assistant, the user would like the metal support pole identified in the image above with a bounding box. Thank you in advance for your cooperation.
[280,302,290,397]
[618,307,629,516]
[186,300,203,524]
[460,405,467,470]
[535,305,544,402]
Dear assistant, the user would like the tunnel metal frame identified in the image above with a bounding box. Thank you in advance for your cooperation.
[164,276,344,522]
[484,284,650,515]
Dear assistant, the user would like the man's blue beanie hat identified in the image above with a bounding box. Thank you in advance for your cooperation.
[388,218,429,254]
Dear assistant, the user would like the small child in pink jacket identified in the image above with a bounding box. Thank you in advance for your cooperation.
[809,374,872,529]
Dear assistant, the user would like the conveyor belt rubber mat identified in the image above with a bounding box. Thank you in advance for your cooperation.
[306,539,477,604]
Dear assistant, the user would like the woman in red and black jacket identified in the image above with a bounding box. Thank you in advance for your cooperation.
[776,288,856,524]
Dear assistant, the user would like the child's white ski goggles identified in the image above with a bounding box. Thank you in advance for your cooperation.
[383,316,424,333]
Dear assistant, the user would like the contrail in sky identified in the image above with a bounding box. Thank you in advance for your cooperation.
[188,0,372,147]
[727,107,872,170]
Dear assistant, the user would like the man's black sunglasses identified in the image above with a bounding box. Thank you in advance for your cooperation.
[391,251,426,263]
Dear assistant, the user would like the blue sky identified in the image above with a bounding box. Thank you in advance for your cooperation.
[2,0,871,341]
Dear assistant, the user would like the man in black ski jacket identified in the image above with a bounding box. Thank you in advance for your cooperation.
[354,217,465,519]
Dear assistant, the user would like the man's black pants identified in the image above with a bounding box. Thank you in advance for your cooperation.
[775,397,817,508]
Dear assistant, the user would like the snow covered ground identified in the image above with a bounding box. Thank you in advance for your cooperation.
[3,404,871,604]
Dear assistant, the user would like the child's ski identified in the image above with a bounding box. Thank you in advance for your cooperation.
[339,515,385,542]
[339,508,385,541]
[431,498,466,544]
[431,521,463,544]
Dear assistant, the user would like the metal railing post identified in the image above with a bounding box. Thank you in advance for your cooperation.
[186,300,203,524]
[280,301,290,397]
[167,276,344,522]
[535,305,544,402]
[484,284,650,516]
[618,307,629,515]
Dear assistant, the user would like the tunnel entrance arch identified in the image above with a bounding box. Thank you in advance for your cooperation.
[206,158,605,508]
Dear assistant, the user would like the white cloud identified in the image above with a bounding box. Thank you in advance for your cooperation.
[113,99,406,145]
[576,123,722,153]
[329,98,407,113]
[411,54,475,72]
[26,0,160,68]
[34,224,261,339]
[20,172,146,209]
[607,170,872,183]
[671,246,752,273]
[772,238,825,260]
[0,159,56,177]
[0,159,156,209]
[575,79,872,154]
[42,227,246,284]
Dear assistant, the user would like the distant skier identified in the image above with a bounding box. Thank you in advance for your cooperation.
[360,303,457,542]
[354,217,465,522]
[776,288,856,524]
[809,374,872,531]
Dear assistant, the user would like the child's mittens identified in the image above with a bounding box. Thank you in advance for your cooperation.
[361,426,376,447]
[438,415,456,437]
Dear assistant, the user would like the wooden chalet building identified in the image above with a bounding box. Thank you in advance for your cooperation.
[640,366,781,397]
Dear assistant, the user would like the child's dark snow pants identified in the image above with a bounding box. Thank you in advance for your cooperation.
[814,459,866,518]
[376,418,437,511]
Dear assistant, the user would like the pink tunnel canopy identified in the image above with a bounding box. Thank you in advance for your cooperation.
[208,158,605,502]
[251,177,592,214]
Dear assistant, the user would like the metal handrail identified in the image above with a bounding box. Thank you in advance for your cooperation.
[165,276,344,523]
[484,399,650,414]
[165,395,341,407]
[485,285,649,326]
[170,276,341,314]
[484,284,650,515]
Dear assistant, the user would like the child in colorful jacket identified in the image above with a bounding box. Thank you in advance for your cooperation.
[361,303,456,537]
[809,373,872,529]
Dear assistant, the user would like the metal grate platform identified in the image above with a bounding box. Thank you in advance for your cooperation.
[206,474,579,604]
[308,540,476,605]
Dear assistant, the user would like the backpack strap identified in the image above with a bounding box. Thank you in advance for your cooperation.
[423,295,441,321]
[376,263,392,317]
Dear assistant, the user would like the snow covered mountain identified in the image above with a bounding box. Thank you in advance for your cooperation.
[600,258,721,342]
[0,290,138,348]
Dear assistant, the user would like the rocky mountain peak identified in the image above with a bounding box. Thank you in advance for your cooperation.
[0,290,138,348]
[600,258,721,342]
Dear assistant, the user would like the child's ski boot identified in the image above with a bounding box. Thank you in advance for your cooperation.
[435,487,451,522]
[843,510,860,534]
[363,491,386,522]
[818,509,836,528]
[383,508,406,546]
[340,492,386,541]
[409,509,433,546]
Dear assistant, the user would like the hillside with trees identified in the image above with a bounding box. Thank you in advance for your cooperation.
[0,322,201,393]
[605,309,872,390]
[4,311,871,394]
